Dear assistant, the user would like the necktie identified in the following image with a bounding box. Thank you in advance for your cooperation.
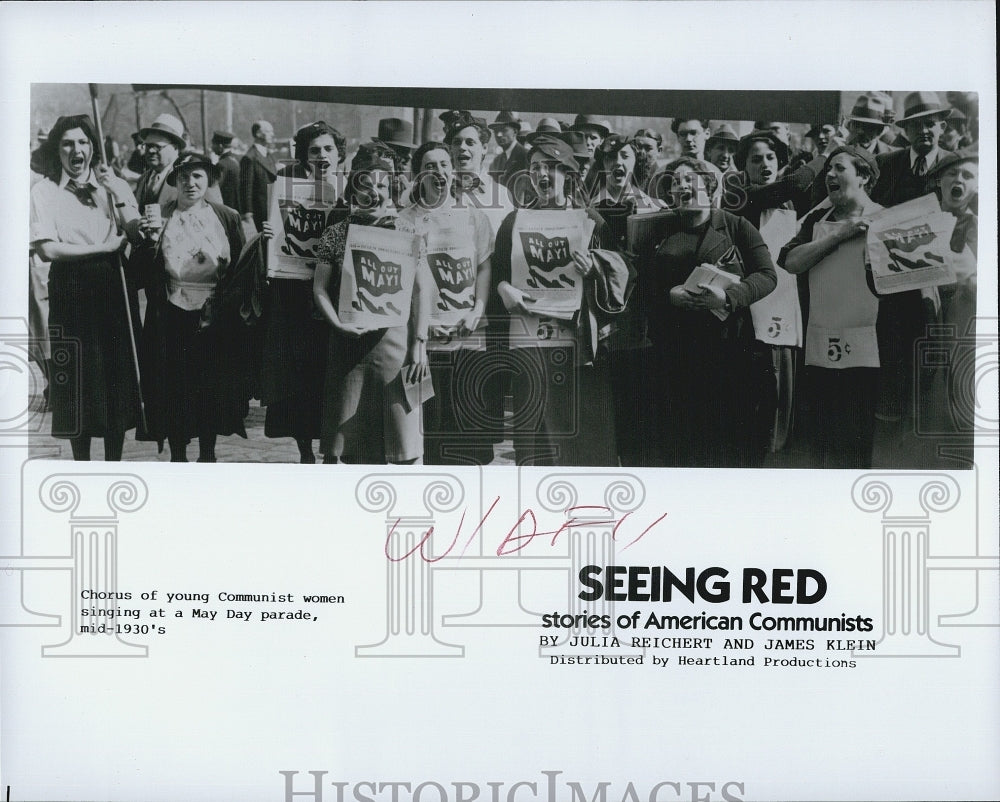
[66,179,97,208]
[913,155,927,176]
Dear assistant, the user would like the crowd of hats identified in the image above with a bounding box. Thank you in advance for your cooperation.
[53,91,974,184]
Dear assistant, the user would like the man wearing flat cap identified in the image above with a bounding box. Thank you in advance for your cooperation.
[211,130,240,210]
[487,111,528,189]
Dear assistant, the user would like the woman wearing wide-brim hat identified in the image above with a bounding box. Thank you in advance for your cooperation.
[258,121,348,463]
[132,151,249,462]
[487,135,632,466]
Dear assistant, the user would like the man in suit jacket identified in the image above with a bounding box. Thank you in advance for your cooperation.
[238,120,278,232]
[872,92,953,208]
[211,130,240,210]
[869,92,954,423]
[486,111,527,188]
[134,114,186,212]
[135,113,222,211]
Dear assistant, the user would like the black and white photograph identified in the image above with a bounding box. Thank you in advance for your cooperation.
[24,83,982,469]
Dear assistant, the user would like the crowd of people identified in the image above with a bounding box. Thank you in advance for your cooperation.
[28,90,980,468]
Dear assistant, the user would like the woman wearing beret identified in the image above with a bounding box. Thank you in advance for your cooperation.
[312,144,430,464]
[29,114,142,461]
[639,157,777,468]
[488,135,632,466]
[779,146,884,468]
[584,134,663,465]
[261,121,347,463]
[133,152,249,462]
[396,141,495,465]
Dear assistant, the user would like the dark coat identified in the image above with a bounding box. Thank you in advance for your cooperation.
[239,145,278,231]
[489,142,529,188]
[723,153,826,228]
[871,147,952,208]
[216,152,241,211]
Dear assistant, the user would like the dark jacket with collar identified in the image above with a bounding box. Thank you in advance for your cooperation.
[239,145,279,230]
[496,142,529,188]
[872,146,952,208]
[638,209,777,346]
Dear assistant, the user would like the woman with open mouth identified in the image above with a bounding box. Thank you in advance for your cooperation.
[721,130,831,456]
[779,146,884,469]
[487,135,632,466]
[395,141,495,465]
[260,121,348,464]
[584,134,664,466]
[928,147,979,335]
[131,152,249,463]
[638,157,777,468]
[312,143,430,465]
[29,114,143,461]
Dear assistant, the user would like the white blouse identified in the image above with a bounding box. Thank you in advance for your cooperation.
[160,204,230,311]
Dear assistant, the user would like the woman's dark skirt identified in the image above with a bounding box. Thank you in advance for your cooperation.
[260,278,329,440]
[652,337,775,468]
[140,300,249,445]
[47,256,140,439]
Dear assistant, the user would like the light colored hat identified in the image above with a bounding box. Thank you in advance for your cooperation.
[139,113,186,149]
[898,91,953,124]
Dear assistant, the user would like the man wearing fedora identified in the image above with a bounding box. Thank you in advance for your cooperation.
[845,93,895,157]
[809,93,895,209]
[371,117,416,207]
[872,91,953,208]
[239,119,278,233]
[705,124,740,174]
[135,113,206,212]
[870,92,955,423]
[211,130,240,210]
[487,111,527,189]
